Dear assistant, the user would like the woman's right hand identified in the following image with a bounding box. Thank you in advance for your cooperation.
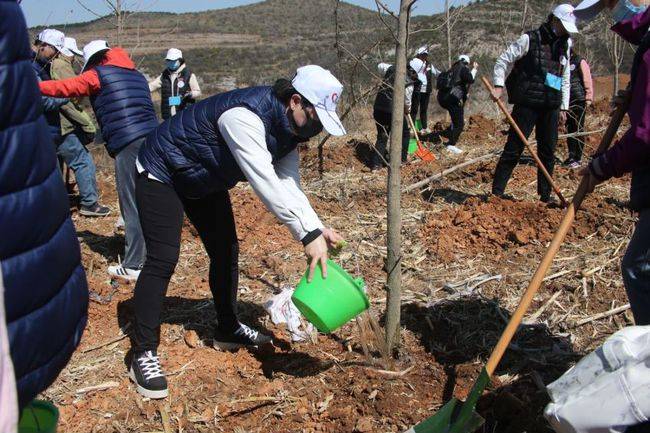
[305,235,328,282]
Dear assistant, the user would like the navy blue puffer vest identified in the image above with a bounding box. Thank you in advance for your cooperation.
[1,0,88,409]
[139,86,299,199]
[90,65,158,156]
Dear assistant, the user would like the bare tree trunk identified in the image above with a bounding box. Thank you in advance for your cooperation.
[445,0,452,68]
[385,0,413,354]
[606,26,625,97]
[115,0,123,46]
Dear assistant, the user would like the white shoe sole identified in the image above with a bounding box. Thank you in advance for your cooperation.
[108,273,139,283]
[128,368,168,399]
[213,340,251,351]
[212,339,273,351]
[79,209,111,217]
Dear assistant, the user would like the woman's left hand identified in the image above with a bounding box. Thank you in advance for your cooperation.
[321,227,345,249]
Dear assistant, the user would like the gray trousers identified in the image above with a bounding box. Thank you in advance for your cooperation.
[622,209,650,325]
[115,137,146,270]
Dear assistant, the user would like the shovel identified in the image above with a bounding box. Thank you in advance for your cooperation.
[407,114,436,162]
[405,105,626,433]
[481,77,568,207]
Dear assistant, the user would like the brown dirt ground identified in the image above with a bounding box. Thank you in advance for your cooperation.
[45,93,636,433]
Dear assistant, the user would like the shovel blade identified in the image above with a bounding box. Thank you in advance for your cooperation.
[405,368,490,433]
[404,398,484,433]
[415,148,436,162]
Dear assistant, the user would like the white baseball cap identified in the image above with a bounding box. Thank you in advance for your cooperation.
[416,46,429,55]
[61,37,83,57]
[574,0,607,21]
[458,54,470,63]
[291,65,346,136]
[36,29,65,52]
[165,48,183,61]
[82,40,110,71]
[552,4,580,33]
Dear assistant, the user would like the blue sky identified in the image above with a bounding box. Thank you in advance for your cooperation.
[20,0,452,27]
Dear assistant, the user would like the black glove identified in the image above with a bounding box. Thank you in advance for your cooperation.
[80,131,96,145]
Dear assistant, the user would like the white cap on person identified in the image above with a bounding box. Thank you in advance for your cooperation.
[165,48,183,61]
[82,40,110,71]
[552,4,580,33]
[61,37,83,57]
[36,29,65,52]
[458,54,470,63]
[291,65,346,136]
[574,0,606,21]
[416,46,429,55]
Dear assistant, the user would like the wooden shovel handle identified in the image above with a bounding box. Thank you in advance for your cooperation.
[481,76,568,207]
[485,105,627,376]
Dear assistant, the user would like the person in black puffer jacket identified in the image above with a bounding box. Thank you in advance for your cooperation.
[437,55,479,154]
[148,48,202,120]
[489,4,578,204]
[371,63,418,169]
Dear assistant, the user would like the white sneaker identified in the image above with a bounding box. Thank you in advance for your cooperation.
[108,265,141,282]
[419,128,431,135]
[446,145,464,155]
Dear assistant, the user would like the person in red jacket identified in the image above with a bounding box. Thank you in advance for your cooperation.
[39,41,159,283]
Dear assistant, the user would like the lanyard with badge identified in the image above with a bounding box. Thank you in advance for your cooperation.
[545,46,566,91]
[169,76,184,107]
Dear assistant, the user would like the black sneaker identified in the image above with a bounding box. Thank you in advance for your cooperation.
[128,350,168,399]
[213,322,273,351]
[80,203,111,217]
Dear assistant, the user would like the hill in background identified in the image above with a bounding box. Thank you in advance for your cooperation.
[32,0,634,97]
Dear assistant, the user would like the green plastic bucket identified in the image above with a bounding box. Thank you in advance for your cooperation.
[292,260,369,333]
[18,400,58,433]
[408,138,418,154]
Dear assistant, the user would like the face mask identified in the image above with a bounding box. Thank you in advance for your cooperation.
[289,107,323,139]
[166,60,180,71]
[612,0,646,23]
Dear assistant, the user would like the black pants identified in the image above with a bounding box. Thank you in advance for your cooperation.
[133,173,239,352]
[410,91,430,129]
[492,104,559,200]
[567,101,587,162]
[372,109,410,168]
[438,93,465,146]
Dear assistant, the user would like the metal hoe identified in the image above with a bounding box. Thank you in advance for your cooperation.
[404,105,626,433]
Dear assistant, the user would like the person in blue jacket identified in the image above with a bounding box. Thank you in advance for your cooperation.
[31,28,68,146]
[129,65,346,399]
[0,0,88,411]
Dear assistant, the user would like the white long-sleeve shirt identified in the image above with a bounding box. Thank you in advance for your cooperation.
[217,107,323,241]
[135,108,323,241]
[409,58,441,91]
[493,34,571,110]
[377,62,414,110]
[149,63,202,117]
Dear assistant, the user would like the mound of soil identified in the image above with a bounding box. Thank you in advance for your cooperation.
[421,195,625,263]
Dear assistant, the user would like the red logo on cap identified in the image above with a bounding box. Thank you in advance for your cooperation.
[331,93,339,103]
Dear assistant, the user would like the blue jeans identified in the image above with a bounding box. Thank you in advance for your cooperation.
[57,133,98,207]
[622,209,650,325]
